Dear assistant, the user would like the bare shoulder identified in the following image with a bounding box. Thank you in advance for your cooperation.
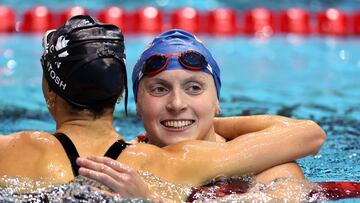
[119,143,161,164]
[118,141,222,185]
[0,131,73,183]
[0,131,60,153]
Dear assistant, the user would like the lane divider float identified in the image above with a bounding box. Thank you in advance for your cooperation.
[1,5,360,37]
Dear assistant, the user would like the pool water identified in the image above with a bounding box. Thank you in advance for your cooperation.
[1,33,360,202]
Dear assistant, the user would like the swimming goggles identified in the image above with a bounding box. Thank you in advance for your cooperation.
[141,50,210,76]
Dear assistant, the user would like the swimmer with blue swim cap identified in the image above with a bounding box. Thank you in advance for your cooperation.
[77,28,326,201]
[132,29,221,102]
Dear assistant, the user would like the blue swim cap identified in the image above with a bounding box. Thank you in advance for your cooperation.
[132,29,221,102]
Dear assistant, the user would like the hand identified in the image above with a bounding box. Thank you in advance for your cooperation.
[76,156,155,200]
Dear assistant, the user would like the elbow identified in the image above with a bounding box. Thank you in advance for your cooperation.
[304,120,327,155]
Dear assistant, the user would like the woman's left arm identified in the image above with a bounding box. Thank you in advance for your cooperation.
[255,162,311,202]
[214,115,326,156]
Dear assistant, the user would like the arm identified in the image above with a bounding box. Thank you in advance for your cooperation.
[203,116,324,183]
[79,115,325,186]
[255,162,311,202]
[133,116,325,185]
[77,156,178,202]
[255,162,305,184]
[76,117,325,200]
[214,115,318,140]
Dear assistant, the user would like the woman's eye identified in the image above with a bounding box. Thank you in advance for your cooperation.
[185,83,203,95]
[150,85,168,96]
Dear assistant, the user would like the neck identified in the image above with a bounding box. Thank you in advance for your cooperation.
[199,125,226,142]
[55,114,125,157]
[57,116,113,134]
[53,99,124,142]
[201,125,216,141]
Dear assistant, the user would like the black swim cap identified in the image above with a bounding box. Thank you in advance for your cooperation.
[41,15,128,111]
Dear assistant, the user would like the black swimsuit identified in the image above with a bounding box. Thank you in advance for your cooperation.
[54,133,129,176]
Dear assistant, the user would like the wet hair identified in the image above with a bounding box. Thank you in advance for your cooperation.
[41,15,128,115]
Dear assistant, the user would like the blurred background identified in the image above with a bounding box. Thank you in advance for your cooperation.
[2,0,360,12]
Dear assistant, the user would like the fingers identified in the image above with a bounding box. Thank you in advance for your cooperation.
[76,156,151,199]
[78,156,132,174]
[87,181,118,197]
[77,157,132,184]
[78,167,125,195]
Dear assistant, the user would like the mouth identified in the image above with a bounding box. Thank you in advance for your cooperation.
[160,120,195,129]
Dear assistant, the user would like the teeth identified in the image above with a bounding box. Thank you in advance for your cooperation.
[163,120,193,128]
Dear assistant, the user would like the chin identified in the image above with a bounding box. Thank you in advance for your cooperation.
[169,136,196,145]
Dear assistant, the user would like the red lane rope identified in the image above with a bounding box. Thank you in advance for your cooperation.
[1,5,360,37]
[313,182,360,200]
[186,180,360,202]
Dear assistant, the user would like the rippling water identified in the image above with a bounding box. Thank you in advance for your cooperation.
[1,35,360,202]
[1,174,326,202]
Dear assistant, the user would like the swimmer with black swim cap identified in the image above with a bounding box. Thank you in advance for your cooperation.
[41,15,128,111]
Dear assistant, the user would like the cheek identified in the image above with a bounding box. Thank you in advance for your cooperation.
[137,95,163,120]
[194,94,218,117]
[197,103,217,121]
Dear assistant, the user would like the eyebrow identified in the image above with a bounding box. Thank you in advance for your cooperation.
[143,73,209,85]
[143,77,168,84]
[183,75,207,83]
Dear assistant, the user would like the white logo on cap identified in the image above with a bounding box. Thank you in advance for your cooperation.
[47,62,67,90]
[206,64,213,74]
[55,35,69,58]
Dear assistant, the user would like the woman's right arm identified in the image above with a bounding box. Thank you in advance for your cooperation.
[78,116,325,186]
[107,116,325,186]
[156,116,326,184]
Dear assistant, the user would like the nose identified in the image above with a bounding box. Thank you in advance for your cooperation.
[166,88,187,114]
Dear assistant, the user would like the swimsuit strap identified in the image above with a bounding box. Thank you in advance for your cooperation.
[103,139,129,159]
[54,133,129,177]
[53,132,80,176]
[136,134,149,143]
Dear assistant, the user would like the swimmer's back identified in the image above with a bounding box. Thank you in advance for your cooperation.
[116,141,227,186]
[0,131,204,185]
[0,131,74,183]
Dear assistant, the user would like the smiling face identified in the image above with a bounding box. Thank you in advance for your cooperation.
[136,69,220,147]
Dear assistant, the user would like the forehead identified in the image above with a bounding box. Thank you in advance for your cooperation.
[141,69,212,83]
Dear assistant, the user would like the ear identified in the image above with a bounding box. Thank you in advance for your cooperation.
[45,88,56,101]
[45,90,57,110]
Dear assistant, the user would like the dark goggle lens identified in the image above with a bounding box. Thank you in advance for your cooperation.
[180,51,208,69]
[142,54,167,74]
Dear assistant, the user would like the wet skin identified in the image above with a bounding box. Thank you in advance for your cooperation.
[137,70,221,147]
